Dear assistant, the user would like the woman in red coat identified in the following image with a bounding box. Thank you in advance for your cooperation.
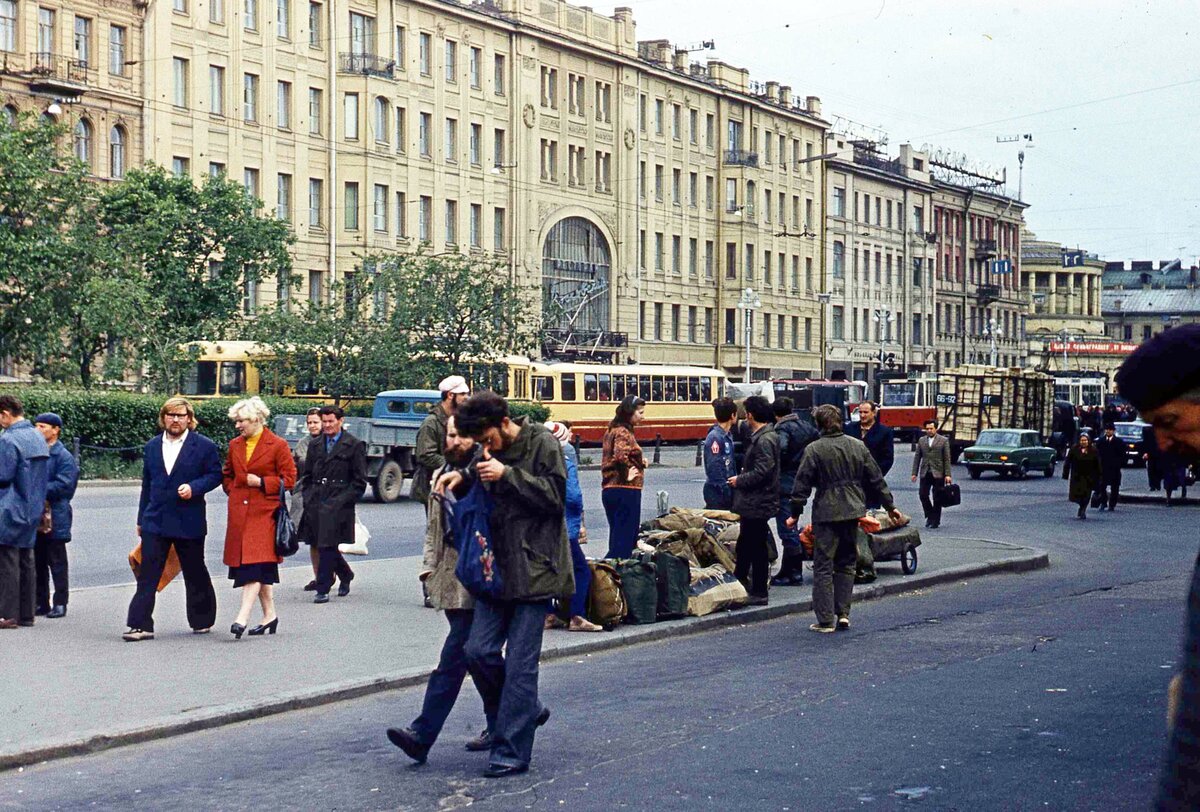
[223,397,297,639]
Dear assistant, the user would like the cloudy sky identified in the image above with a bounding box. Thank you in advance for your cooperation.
[595,0,1199,263]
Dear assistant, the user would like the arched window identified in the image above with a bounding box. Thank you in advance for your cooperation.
[1,104,16,125]
[73,118,93,170]
[542,217,611,342]
[109,125,126,178]
[373,96,388,144]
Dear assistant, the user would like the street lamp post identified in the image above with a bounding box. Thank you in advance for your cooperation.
[873,307,896,379]
[738,287,761,383]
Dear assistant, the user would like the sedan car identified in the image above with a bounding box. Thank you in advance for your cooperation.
[963,428,1057,479]
[1114,420,1149,467]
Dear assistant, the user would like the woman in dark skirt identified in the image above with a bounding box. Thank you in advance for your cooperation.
[1064,432,1103,520]
[222,397,297,638]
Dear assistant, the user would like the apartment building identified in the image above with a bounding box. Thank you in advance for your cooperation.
[1021,232,1106,371]
[932,172,1029,370]
[141,0,827,375]
[823,139,935,381]
[0,0,143,179]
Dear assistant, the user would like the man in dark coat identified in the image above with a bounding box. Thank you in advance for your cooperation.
[1094,424,1125,512]
[843,401,895,582]
[728,395,780,605]
[124,397,223,641]
[0,394,50,629]
[441,391,572,778]
[304,405,368,604]
[772,397,817,586]
[1112,324,1200,809]
[33,413,78,618]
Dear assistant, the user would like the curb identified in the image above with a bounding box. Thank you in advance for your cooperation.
[0,547,1048,772]
[77,479,141,488]
[1119,493,1199,506]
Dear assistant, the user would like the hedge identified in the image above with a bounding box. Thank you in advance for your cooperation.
[1,387,548,477]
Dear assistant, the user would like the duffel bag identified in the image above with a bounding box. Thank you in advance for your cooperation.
[587,560,627,628]
[687,564,748,617]
[649,551,690,619]
[617,557,659,624]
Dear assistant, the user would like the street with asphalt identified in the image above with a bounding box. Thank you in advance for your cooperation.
[0,448,1192,810]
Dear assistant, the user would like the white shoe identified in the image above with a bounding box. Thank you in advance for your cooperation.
[809,622,836,634]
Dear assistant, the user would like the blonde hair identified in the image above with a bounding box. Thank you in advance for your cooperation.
[228,396,271,425]
[159,397,198,431]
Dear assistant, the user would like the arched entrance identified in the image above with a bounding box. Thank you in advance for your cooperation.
[541,216,613,357]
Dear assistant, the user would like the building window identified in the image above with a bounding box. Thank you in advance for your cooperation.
[493,207,506,252]
[493,54,505,95]
[595,81,611,122]
[418,33,431,74]
[395,106,406,152]
[639,94,647,132]
[174,0,187,12]
[493,128,505,167]
[349,12,373,55]
[725,242,736,280]
[705,241,714,279]
[72,118,92,170]
[109,126,125,178]
[372,183,387,231]
[308,270,323,303]
[689,108,698,144]
[540,66,557,109]
[672,235,681,275]
[654,165,663,202]
[469,122,481,165]
[418,112,431,156]
[308,178,323,227]
[595,151,610,192]
[308,2,320,46]
[344,181,359,230]
[0,0,14,53]
[108,25,125,75]
[444,117,457,161]
[276,173,292,221]
[469,46,481,88]
[370,96,387,143]
[444,199,457,244]
[172,156,190,178]
[172,57,189,107]
[209,65,225,115]
[725,309,735,344]
[276,0,289,38]
[242,166,258,198]
[308,87,322,134]
[276,80,291,129]
[654,98,664,135]
[832,241,845,278]
[343,92,358,139]
[832,306,845,340]
[832,187,846,217]
[444,39,456,83]
[418,196,431,241]
[654,232,664,272]
[243,73,259,122]
[244,0,258,30]
[37,9,53,56]
[654,303,663,341]
[540,139,557,181]
[568,73,585,115]
[469,203,481,248]
[208,162,224,178]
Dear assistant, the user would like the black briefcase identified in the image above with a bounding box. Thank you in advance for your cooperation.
[934,482,962,509]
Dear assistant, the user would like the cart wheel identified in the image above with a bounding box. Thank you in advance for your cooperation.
[901,545,918,575]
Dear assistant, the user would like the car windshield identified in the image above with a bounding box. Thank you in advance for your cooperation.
[977,430,1021,447]
[1115,423,1144,440]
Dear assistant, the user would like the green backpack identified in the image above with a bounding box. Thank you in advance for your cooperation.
[586,560,627,629]
[650,551,691,620]
[617,557,659,625]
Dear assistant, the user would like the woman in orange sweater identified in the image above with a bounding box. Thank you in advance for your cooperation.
[600,396,646,559]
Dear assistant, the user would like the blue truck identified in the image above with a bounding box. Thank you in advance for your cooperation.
[273,389,441,503]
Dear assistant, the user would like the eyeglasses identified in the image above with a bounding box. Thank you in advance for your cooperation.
[164,413,190,420]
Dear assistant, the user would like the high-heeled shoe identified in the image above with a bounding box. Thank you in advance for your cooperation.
[230,622,246,639]
[248,618,279,636]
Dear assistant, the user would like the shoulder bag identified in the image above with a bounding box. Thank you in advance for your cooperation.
[274,488,300,557]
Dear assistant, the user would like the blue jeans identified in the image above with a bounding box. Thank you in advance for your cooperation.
[568,536,592,618]
[411,609,494,747]
[775,495,800,551]
[465,599,547,768]
[602,488,642,560]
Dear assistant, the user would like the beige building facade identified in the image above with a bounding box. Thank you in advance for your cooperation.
[140,0,828,377]
[1021,232,1105,373]
[823,139,936,382]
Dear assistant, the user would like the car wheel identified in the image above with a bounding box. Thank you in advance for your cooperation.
[1017,460,1030,480]
[968,465,982,480]
[1044,461,1055,478]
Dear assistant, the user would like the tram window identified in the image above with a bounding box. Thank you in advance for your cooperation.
[512,369,528,400]
[533,376,555,401]
[627,375,639,398]
[598,373,612,401]
[584,373,598,401]
[219,362,247,396]
[561,373,577,401]
[180,361,218,396]
[613,374,627,401]
[700,377,712,402]
[639,374,651,400]
[664,376,677,401]
[687,376,701,401]
[386,400,412,413]
[651,376,664,401]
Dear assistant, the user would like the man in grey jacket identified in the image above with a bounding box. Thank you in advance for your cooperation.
[911,418,953,529]
[788,404,901,633]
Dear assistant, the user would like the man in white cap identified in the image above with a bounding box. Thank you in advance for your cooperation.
[412,375,470,511]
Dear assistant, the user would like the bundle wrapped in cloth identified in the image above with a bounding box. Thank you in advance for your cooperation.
[863,508,911,531]
[687,564,748,616]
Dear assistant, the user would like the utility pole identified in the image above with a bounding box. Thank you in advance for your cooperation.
[738,287,761,383]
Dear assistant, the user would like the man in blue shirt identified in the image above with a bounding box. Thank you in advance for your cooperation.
[703,397,737,510]
[33,413,78,619]
[0,394,50,629]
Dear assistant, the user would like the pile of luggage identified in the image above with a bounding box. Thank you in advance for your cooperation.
[584,509,755,628]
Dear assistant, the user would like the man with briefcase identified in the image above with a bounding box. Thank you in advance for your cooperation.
[912,419,953,529]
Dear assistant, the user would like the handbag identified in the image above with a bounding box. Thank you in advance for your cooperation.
[1089,489,1105,509]
[452,479,505,599]
[274,488,300,558]
[934,482,962,509]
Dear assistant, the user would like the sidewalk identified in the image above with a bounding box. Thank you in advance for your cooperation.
[0,535,1048,771]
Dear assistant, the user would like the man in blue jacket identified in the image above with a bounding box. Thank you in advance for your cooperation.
[0,395,50,628]
[33,413,78,619]
[702,397,737,510]
[123,397,223,641]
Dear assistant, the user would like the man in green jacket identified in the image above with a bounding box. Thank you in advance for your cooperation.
[788,404,902,633]
[440,391,573,778]
[412,375,470,510]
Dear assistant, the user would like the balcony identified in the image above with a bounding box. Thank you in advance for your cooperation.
[974,238,998,260]
[977,283,1001,305]
[723,150,759,168]
[28,53,91,96]
[338,52,395,79]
